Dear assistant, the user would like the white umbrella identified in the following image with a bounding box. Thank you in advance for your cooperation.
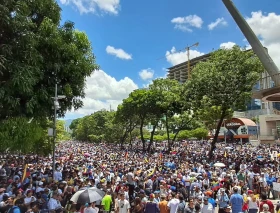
[214,162,226,167]
[225,147,233,150]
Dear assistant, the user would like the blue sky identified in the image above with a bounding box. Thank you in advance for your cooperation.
[58,0,280,119]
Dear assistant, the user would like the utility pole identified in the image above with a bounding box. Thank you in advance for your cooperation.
[52,84,57,180]
[52,84,66,180]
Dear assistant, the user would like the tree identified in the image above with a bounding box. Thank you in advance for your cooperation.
[56,120,71,142]
[149,78,185,151]
[73,110,117,143]
[190,128,208,140]
[0,117,63,155]
[119,89,157,151]
[69,118,81,138]
[168,112,199,144]
[114,103,139,147]
[185,46,263,159]
[0,0,98,120]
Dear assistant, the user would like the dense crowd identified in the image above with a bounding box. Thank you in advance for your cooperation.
[0,141,280,213]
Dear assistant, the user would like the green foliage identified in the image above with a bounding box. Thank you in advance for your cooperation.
[0,0,98,120]
[56,120,71,142]
[190,128,208,140]
[69,118,81,138]
[74,110,119,143]
[184,46,264,158]
[0,117,49,155]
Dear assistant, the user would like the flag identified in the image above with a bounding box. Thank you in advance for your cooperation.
[125,150,128,160]
[21,164,30,182]
[144,157,149,163]
[159,151,163,160]
[148,167,156,177]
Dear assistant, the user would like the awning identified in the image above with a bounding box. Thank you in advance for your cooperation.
[233,135,249,139]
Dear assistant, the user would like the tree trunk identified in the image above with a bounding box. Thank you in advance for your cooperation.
[147,124,157,153]
[120,131,128,149]
[208,112,226,160]
[129,130,132,148]
[165,116,171,151]
[171,129,180,144]
[140,120,146,151]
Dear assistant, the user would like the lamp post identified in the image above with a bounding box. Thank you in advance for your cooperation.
[52,84,66,180]
[186,42,199,80]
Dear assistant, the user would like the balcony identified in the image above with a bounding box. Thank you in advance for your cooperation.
[252,73,280,101]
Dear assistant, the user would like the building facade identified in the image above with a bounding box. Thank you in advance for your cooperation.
[167,52,280,144]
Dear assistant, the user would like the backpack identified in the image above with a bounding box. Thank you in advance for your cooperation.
[7,206,20,213]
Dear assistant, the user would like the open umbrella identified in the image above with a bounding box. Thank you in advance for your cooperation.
[214,162,226,167]
[84,153,90,157]
[70,187,105,204]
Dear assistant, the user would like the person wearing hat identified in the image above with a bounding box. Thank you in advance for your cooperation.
[217,188,229,213]
[224,205,231,213]
[201,197,213,213]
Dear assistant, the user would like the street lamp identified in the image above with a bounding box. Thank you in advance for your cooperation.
[186,42,199,80]
[52,84,65,180]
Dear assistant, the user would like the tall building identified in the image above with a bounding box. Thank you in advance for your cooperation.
[167,52,280,144]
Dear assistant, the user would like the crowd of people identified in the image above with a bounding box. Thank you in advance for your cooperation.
[0,141,280,213]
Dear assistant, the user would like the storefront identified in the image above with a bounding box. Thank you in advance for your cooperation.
[217,117,258,143]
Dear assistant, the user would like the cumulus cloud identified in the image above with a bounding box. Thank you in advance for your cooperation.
[208,17,227,30]
[220,41,236,49]
[245,11,280,68]
[171,15,203,32]
[106,46,132,60]
[139,68,154,81]
[59,0,120,15]
[66,70,138,116]
[165,47,204,66]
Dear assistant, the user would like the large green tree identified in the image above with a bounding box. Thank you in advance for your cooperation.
[149,78,185,151]
[0,0,98,119]
[184,46,263,159]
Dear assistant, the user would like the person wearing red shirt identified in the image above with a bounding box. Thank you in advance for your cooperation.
[259,194,274,213]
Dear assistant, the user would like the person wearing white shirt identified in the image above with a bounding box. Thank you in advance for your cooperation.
[84,202,98,213]
[167,192,180,213]
[117,193,130,213]
[201,197,214,213]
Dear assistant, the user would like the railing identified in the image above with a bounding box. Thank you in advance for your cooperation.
[245,109,275,118]
[254,73,280,91]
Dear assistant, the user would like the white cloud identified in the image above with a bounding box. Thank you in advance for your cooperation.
[106,45,132,60]
[245,11,280,68]
[220,41,236,49]
[171,15,203,32]
[208,17,227,30]
[165,47,204,66]
[60,0,69,4]
[139,68,154,81]
[66,70,138,116]
[60,0,120,15]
